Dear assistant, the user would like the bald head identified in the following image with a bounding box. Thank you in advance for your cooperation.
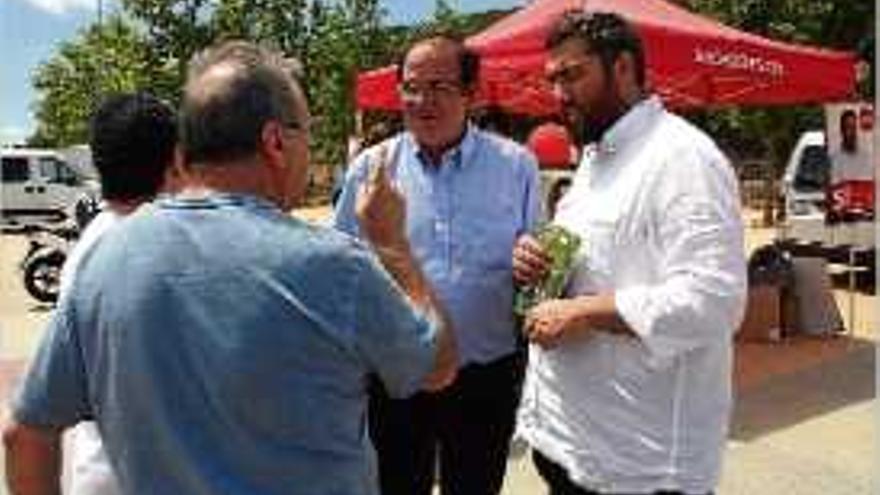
[180,41,307,165]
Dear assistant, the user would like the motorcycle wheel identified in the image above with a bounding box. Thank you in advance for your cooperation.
[23,252,64,304]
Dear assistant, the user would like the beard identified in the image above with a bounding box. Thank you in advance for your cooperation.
[578,108,619,144]
[565,78,631,146]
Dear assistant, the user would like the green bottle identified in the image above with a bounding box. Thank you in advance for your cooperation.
[514,224,582,316]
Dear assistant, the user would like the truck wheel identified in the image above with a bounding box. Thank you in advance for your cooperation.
[23,252,64,304]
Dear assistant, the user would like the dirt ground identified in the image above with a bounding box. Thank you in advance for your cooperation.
[0,206,876,494]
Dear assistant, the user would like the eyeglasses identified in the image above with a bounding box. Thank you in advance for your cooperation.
[398,79,463,101]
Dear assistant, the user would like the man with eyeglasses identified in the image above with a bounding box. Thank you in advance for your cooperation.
[512,12,746,495]
[335,35,541,495]
[5,40,457,494]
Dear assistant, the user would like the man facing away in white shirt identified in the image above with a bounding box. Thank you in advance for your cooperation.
[512,11,747,495]
[58,91,178,495]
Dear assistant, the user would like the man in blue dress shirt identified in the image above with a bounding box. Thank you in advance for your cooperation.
[335,35,541,495]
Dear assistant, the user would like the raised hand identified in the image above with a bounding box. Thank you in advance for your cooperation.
[355,144,406,250]
[354,145,459,390]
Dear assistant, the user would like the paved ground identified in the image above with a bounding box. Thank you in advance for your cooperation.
[1,208,876,494]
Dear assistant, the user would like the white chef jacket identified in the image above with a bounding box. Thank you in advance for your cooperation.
[517,96,747,494]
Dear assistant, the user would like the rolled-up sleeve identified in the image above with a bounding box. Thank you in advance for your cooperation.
[615,146,747,362]
[12,300,91,428]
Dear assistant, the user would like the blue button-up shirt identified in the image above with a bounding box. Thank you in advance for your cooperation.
[334,126,541,365]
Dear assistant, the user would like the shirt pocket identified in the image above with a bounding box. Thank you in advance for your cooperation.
[611,214,656,289]
[570,216,618,293]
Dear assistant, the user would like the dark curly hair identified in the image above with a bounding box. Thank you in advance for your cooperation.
[89,92,176,201]
[546,11,646,88]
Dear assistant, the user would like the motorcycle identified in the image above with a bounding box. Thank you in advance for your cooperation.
[19,223,79,304]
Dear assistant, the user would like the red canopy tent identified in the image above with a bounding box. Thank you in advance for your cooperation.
[355,0,858,115]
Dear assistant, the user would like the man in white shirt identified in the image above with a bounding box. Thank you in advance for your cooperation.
[829,109,872,183]
[512,12,747,495]
[59,91,178,495]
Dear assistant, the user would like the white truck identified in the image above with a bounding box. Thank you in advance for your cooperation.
[1,147,98,227]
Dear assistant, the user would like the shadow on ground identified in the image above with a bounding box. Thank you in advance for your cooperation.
[730,337,874,441]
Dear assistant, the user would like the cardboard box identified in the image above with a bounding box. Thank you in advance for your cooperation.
[737,285,782,342]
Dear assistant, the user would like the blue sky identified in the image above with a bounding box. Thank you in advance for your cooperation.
[0,0,523,145]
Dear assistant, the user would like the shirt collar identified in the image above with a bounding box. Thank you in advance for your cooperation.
[159,191,278,212]
[597,95,664,157]
[406,123,478,169]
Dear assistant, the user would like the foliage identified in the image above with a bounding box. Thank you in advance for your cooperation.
[29,0,386,166]
[427,0,505,38]
[304,0,385,165]
[681,0,875,173]
[28,16,175,147]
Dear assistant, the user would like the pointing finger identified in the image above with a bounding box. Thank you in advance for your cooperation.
[368,144,389,187]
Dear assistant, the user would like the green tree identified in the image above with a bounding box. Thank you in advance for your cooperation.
[305,0,386,166]
[29,16,174,147]
[117,0,386,168]
[681,0,874,174]
[427,0,510,38]
[120,0,215,87]
[212,0,310,54]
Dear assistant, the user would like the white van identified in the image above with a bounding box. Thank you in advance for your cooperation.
[1,148,97,225]
[781,131,828,232]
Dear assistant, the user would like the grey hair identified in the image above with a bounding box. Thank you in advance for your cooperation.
[181,40,305,165]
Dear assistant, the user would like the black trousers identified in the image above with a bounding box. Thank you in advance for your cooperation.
[368,351,526,495]
[533,451,713,495]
